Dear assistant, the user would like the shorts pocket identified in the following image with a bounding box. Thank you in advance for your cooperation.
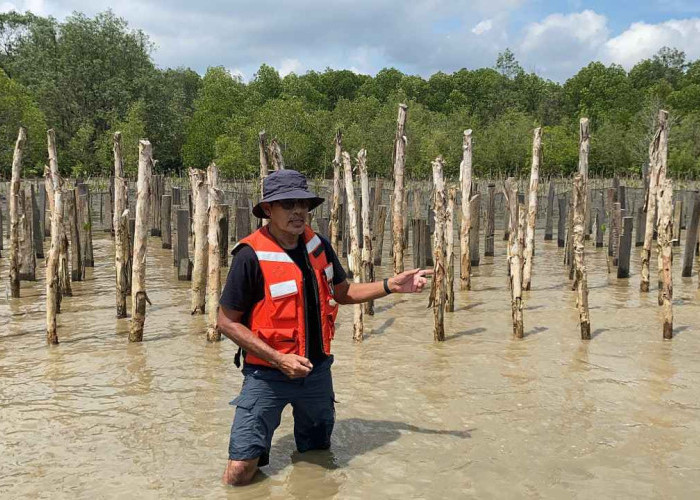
[229,395,259,410]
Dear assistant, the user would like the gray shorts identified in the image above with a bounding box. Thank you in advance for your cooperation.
[228,356,335,466]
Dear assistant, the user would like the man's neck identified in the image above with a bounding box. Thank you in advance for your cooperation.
[268,224,301,250]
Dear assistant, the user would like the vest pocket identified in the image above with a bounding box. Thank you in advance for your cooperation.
[256,328,298,354]
[270,294,298,321]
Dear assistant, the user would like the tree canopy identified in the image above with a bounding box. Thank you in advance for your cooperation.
[2,10,699,179]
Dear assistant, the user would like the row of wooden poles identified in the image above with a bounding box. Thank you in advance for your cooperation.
[3,108,700,345]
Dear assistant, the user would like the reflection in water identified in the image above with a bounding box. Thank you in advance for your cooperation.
[1,223,700,498]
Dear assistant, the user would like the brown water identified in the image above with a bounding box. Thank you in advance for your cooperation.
[2,229,700,499]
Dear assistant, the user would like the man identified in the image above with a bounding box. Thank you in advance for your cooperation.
[218,169,430,486]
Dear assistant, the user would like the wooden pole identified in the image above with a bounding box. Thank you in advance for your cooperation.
[358,149,374,316]
[484,183,495,257]
[32,184,44,258]
[268,138,285,170]
[459,129,473,289]
[113,132,130,318]
[578,118,590,233]
[65,190,83,282]
[429,157,447,341]
[372,205,387,266]
[544,180,555,240]
[469,188,480,267]
[342,151,363,341]
[681,191,699,278]
[641,110,669,292]
[672,200,682,247]
[636,205,646,247]
[190,167,208,314]
[76,184,94,267]
[557,196,567,248]
[207,163,223,342]
[657,179,673,339]
[330,130,342,253]
[523,127,541,290]
[17,186,36,281]
[9,127,26,297]
[617,217,634,279]
[45,167,63,344]
[177,208,192,280]
[573,174,591,340]
[130,140,153,342]
[507,190,525,338]
[258,130,269,179]
[446,187,456,312]
[392,104,408,274]
[161,194,172,249]
[48,129,71,299]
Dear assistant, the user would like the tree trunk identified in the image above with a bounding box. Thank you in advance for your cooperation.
[330,130,342,252]
[392,104,408,274]
[446,187,456,312]
[429,157,447,341]
[9,127,26,297]
[358,149,374,316]
[459,129,473,290]
[207,163,223,342]
[641,110,669,292]
[342,151,363,341]
[130,140,153,342]
[657,179,673,339]
[190,167,208,314]
[573,174,591,340]
[523,127,541,290]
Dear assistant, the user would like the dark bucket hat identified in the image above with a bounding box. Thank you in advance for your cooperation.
[252,169,325,219]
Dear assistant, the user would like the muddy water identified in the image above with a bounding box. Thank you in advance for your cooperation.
[2,228,700,499]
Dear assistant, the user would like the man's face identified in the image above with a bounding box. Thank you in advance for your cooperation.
[263,199,311,236]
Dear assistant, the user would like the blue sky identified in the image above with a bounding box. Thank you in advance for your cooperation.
[2,0,700,82]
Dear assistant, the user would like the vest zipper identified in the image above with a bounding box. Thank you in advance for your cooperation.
[302,247,320,359]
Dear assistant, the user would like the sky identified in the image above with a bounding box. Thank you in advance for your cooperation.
[2,0,700,82]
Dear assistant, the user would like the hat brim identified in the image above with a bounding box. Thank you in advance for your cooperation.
[252,190,325,219]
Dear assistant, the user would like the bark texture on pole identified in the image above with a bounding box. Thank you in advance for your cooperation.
[18,186,36,281]
[505,179,523,338]
[207,163,223,342]
[113,132,130,318]
[48,129,71,299]
[392,104,408,274]
[429,157,447,341]
[641,110,669,292]
[459,129,473,290]
[342,151,363,341]
[358,149,374,316]
[446,187,456,312]
[657,179,673,339]
[190,167,208,314]
[573,174,591,340]
[258,130,269,179]
[681,191,699,278]
[45,168,63,344]
[268,138,285,171]
[523,126,541,291]
[578,118,591,232]
[330,130,342,252]
[130,140,153,342]
[9,126,26,298]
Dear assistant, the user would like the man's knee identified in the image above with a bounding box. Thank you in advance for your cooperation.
[222,458,259,486]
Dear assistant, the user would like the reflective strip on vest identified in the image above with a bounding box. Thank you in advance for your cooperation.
[256,251,293,263]
[306,234,321,254]
[269,279,298,299]
[324,263,333,281]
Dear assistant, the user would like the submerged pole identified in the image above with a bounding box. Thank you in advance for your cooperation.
[358,149,374,316]
[523,127,541,290]
[342,151,363,341]
[657,179,674,339]
[190,167,208,314]
[392,104,408,275]
[207,163,223,342]
[430,157,447,341]
[459,129,473,290]
[573,174,591,340]
[9,127,26,298]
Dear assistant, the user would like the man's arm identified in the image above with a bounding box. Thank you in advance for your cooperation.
[334,268,431,305]
[217,306,314,378]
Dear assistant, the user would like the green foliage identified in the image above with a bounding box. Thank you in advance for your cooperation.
[97,100,147,176]
[0,68,46,176]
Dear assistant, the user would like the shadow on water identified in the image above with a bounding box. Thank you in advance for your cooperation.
[674,325,691,337]
[454,301,484,312]
[525,326,548,337]
[367,318,395,338]
[266,418,473,475]
[591,328,610,339]
[448,327,486,340]
[373,299,407,314]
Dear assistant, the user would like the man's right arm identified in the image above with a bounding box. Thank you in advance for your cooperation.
[217,306,313,378]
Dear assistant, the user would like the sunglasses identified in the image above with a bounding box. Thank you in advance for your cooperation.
[274,199,311,210]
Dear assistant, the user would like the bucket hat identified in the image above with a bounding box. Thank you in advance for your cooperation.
[252,169,324,219]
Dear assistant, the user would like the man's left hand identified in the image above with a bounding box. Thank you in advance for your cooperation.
[389,268,433,294]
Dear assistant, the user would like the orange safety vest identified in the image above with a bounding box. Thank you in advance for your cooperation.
[234,225,339,368]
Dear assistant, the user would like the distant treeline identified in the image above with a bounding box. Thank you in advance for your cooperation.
[2,10,700,180]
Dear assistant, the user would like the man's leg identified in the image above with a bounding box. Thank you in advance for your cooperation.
[292,365,335,453]
[222,458,259,486]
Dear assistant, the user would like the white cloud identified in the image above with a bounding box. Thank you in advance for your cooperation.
[603,18,700,68]
[472,19,493,35]
[278,58,302,77]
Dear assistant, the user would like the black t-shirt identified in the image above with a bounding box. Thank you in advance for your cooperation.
[219,233,347,365]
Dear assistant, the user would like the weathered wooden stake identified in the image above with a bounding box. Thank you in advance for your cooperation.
[636,205,646,247]
[557,196,567,248]
[177,209,192,280]
[76,184,94,267]
[573,174,591,339]
[523,127,542,290]
[9,127,26,297]
[544,180,555,240]
[617,217,634,279]
[429,157,447,341]
[657,179,673,339]
[130,140,153,342]
[161,194,172,249]
[113,132,130,318]
[18,187,36,281]
[32,185,44,258]
[508,195,525,338]
[330,130,342,253]
[358,149,374,316]
[268,138,285,171]
[190,167,208,314]
[611,202,621,266]
[392,104,408,274]
[446,187,456,312]
[460,129,474,289]
[342,151,363,341]
[681,191,700,278]
[207,163,223,342]
[65,190,83,281]
[641,110,669,292]
[372,205,387,266]
[45,166,63,344]
[672,199,682,247]
[469,187,481,267]
[258,130,269,181]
